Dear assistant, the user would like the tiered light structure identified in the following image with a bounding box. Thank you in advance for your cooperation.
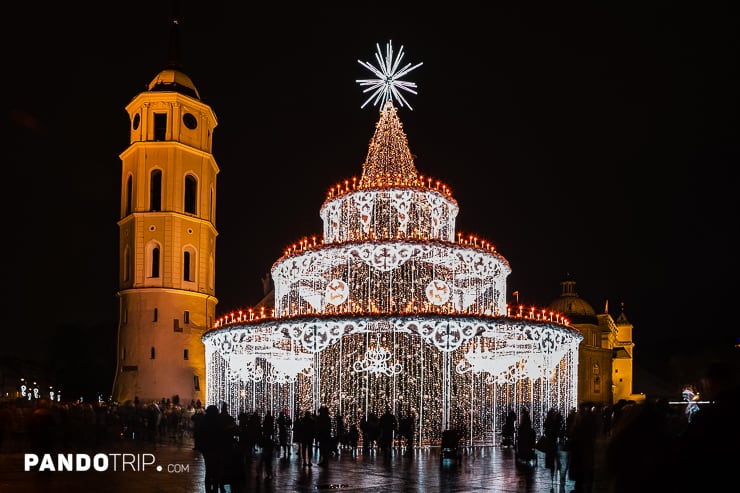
[203,41,582,445]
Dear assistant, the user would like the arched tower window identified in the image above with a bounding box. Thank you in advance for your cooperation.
[125,175,133,216]
[150,169,162,211]
[145,242,161,278]
[123,246,131,283]
[184,175,197,214]
[145,241,161,279]
[210,186,215,221]
[152,247,160,278]
[208,253,215,291]
[183,247,196,282]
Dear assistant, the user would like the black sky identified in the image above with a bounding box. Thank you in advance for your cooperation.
[2,2,738,394]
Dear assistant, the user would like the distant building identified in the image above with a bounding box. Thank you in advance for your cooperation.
[548,278,639,405]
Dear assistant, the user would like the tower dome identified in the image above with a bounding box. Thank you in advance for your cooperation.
[145,17,200,100]
[147,68,200,99]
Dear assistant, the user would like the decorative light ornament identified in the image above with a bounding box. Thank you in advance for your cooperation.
[353,333,403,376]
[425,279,451,306]
[226,352,263,382]
[357,40,423,110]
[325,279,349,305]
[266,350,314,384]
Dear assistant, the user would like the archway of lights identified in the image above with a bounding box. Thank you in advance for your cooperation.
[204,312,580,446]
[203,43,582,445]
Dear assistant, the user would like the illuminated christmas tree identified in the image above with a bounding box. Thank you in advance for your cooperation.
[204,41,582,445]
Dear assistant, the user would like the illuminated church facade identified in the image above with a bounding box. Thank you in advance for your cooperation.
[111,21,636,432]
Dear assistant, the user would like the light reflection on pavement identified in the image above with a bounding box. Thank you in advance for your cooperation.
[0,438,611,492]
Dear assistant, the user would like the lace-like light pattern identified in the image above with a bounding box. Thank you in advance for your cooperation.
[204,98,582,445]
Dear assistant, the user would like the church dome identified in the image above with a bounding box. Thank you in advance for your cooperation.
[147,69,200,100]
[548,279,598,324]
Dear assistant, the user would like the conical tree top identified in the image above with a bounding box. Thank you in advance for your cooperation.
[359,100,419,189]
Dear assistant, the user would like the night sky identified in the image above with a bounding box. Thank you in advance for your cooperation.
[2,2,738,397]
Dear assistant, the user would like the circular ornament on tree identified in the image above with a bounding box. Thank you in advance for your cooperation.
[425,279,450,306]
[325,279,349,305]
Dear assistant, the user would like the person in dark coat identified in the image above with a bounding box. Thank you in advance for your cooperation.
[257,420,275,480]
[261,410,275,443]
[543,408,565,481]
[378,406,398,454]
[296,410,315,467]
[335,412,346,449]
[199,405,230,493]
[567,403,600,493]
[315,406,333,466]
[502,407,516,447]
[516,407,536,465]
[240,411,261,460]
[403,408,416,455]
[277,409,292,458]
[191,405,206,451]
[347,423,359,456]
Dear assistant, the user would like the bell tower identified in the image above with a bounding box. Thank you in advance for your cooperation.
[111,17,218,404]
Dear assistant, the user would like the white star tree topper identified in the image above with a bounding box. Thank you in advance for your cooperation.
[357,40,423,110]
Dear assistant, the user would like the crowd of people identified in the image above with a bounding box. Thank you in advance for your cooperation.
[190,403,417,490]
[2,361,737,492]
[0,395,197,454]
[499,360,740,492]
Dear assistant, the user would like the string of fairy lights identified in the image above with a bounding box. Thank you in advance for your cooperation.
[202,41,582,445]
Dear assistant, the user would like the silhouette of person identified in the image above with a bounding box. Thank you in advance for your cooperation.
[364,411,380,451]
[347,423,360,456]
[192,405,206,451]
[240,411,261,460]
[315,405,332,466]
[360,414,370,452]
[543,408,564,482]
[262,410,275,442]
[297,410,315,467]
[257,419,275,480]
[502,407,516,447]
[378,406,397,454]
[277,409,292,458]
[404,408,416,455]
[199,405,229,493]
[567,403,600,493]
[516,407,536,466]
[335,412,346,449]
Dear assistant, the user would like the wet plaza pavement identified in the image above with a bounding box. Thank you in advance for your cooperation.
[0,437,612,493]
